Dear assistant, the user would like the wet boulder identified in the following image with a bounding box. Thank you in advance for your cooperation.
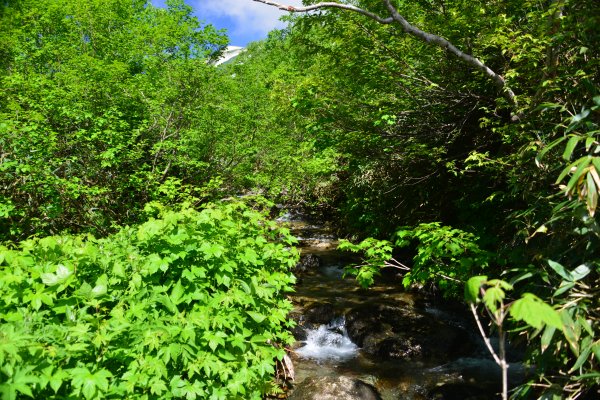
[372,336,423,360]
[289,376,382,400]
[295,254,321,274]
[303,302,338,325]
[345,303,475,362]
[344,304,386,346]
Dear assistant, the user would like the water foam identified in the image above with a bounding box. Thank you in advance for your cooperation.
[296,318,358,361]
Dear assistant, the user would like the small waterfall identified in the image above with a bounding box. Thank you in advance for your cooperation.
[296,317,358,361]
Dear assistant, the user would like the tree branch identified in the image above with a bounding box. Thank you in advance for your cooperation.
[251,0,518,109]
[251,0,394,24]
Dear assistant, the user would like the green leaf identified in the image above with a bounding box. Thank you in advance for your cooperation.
[592,342,600,361]
[170,280,185,305]
[570,264,591,281]
[547,260,573,281]
[554,281,576,297]
[465,275,487,303]
[570,337,593,372]
[571,108,590,124]
[555,156,588,184]
[9,366,38,398]
[561,310,581,356]
[510,293,562,329]
[562,135,580,160]
[150,378,168,395]
[91,274,108,298]
[565,158,591,194]
[541,325,556,353]
[483,286,505,313]
[49,369,68,394]
[246,311,266,323]
[536,136,566,162]
[41,264,73,286]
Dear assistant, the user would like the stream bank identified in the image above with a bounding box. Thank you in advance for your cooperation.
[278,211,527,400]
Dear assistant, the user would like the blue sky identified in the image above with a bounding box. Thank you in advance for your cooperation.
[151,0,304,47]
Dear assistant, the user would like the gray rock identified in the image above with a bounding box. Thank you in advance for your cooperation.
[304,302,338,325]
[295,254,322,274]
[289,376,382,400]
[345,303,475,362]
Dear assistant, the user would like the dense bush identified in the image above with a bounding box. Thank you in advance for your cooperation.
[0,201,298,399]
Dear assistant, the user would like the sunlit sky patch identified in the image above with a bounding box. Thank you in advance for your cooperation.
[151,0,304,47]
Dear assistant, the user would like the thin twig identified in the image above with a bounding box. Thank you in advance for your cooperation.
[470,303,503,365]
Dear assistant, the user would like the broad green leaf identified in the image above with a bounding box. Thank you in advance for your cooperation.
[91,274,108,298]
[554,281,576,297]
[41,264,73,286]
[585,137,596,151]
[465,276,487,303]
[560,309,581,356]
[592,342,600,361]
[483,286,505,313]
[556,156,588,184]
[170,280,185,305]
[487,279,513,291]
[571,108,590,124]
[9,366,38,398]
[586,172,597,216]
[49,369,68,393]
[510,293,562,329]
[150,378,168,396]
[247,311,266,323]
[565,158,590,194]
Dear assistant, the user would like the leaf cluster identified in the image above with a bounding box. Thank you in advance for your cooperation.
[0,201,299,399]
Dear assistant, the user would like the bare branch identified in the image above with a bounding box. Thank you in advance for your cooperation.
[470,303,503,366]
[251,0,393,24]
[251,0,518,109]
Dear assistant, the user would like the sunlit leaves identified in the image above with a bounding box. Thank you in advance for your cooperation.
[510,293,562,329]
[465,275,488,304]
[466,276,562,329]
[0,0,228,241]
[41,264,73,286]
[70,367,113,400]
[0,201,298,398]
[538,100,600,217]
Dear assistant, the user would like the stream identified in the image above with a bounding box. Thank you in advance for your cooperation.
[278,211,527,400]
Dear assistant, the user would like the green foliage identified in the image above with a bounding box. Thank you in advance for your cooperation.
[220,34,344,205]
[395,223,490,294]
[0,0,234,240]
[338,237,394,288]
[466,274,562,329]
[519,259,600,398]
[0,201,298,399]
[339,222,490,294]
[536,96,600,217]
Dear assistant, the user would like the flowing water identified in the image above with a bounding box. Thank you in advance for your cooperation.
[278,211,524,400]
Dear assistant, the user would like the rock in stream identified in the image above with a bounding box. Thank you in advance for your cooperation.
[289,376,382,400]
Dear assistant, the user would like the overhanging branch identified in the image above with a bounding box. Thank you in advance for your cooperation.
[251,0,394,24]
[251,0,518,109]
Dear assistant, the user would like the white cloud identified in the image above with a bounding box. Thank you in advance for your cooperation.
[191,0,304,45]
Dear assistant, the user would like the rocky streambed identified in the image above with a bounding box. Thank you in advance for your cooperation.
[279,211,527,400]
